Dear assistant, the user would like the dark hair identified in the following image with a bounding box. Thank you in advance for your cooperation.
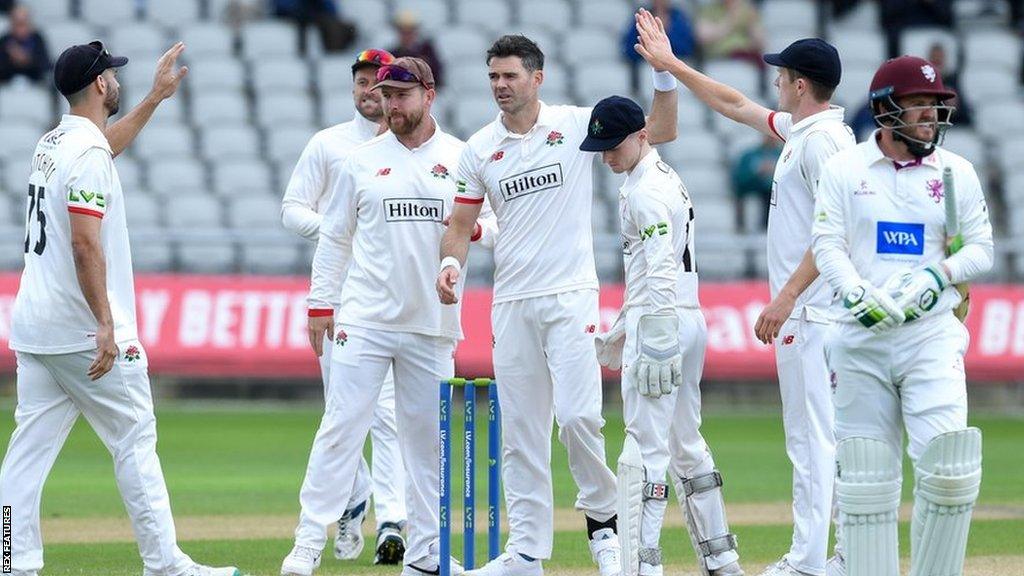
[486,35,544,71]
[785,68,834,103]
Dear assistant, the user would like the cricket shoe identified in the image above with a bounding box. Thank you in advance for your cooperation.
[400,556,466,576]
[824,554,845,576]
[464,551,542,576]
[711,561,745,576]
[756,558,808,576]
[144,564,243,576]
[334,500,368,560]
[374,521,407,564]
[589,528,622,576]
[280,545,322,576]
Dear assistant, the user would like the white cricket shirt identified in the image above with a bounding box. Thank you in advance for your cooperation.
[10,114,138,354]
[618,149,699,315]
[282,113,381,241]
[766,106,855,323]
[308,122,468,340]
[812,132,994,323]
[455,101,599,304]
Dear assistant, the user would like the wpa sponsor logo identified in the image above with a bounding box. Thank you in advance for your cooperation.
[876,221,924,255]
[383,198,444,223]
[498,163,563,202]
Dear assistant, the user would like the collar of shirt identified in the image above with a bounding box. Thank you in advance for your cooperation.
[863,129,941,172]
[789,105,846,134]
[620,148,663,198]
[353,111,382,141]
[60,114,112,153]
[493,100,555,142]
[383,115,444,153]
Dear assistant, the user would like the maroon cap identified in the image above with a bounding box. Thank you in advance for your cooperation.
[869,55,957,103]
[371,56,435,90]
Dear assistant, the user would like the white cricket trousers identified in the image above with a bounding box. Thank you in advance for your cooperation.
[825,312,969,463]
[774,314,836,576]
[0,345,194,575]
[294,326,455,566]
[492,289,617,559]
[621,307,739,570]
[319,338,407,527]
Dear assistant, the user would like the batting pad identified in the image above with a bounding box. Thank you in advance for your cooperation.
[836,437,902,576]
[674,469,737,576]
[909,428,982,576]
[617,434,644,576]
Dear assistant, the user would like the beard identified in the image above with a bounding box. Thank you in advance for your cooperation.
[356,96,383,123]
[105,88,120,117]
[386,107,424,135]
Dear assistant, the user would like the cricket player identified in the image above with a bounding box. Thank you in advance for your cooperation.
[281,47,409,565]
[281,57,494,576]
[634,13,853,576]
[0,41,239,576]
[581,96,744,576]
[437,21,678,576]
[812,55,993,576]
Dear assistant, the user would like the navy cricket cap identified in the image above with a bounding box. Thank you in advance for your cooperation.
[580,95,646,152]
[54,41,128,96]
[763,38,841,89]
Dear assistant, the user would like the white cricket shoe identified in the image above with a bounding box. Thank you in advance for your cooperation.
[589,528,622,576]
[755,558,807,576]
[280,545,322,576]
[639,562,663,576]
[401,556,466,576]
[824,554,846,576]
[463,551,542,576]
[334,501,367,560]
[185,566,244,576]
[711,560,745,576]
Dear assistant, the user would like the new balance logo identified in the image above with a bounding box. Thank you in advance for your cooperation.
[377,168,391,176]
[498,163,563,202]
[383,198,443,222]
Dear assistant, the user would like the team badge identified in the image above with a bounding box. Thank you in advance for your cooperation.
[431,164,450,179]
[782,334,795,345]
[124,345,141,362]
[545,130,564,146]
[335,330,348,346]
[590,120,603,135]
[921,64,936,83]
[926,179,943,203]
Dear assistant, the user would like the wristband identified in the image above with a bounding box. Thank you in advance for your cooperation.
[308,308,334,317]
[652,69,677,92]
[440,256,462,275]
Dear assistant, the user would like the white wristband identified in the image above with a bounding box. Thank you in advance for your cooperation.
[652,69,677,92]
[440,256,462,275]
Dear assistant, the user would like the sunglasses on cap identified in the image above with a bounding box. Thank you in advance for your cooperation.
[354,48,394,67]
[376,64,430,89]
[85,41,112,77]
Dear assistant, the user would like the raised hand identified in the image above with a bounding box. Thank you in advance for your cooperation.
[634,8,675,72]
[150,42,189,101]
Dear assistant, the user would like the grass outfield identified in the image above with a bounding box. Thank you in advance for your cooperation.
[1,401,1021,575]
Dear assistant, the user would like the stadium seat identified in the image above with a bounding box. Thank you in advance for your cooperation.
[192,91,250,126]
[114,156,143,190]
[705,61,763,101]
[941,130,986,172]
[321,95,357,126]
[255,93,315,129]
[678,167,731,203]
[240,243,300,274]
[578,0,634,33]
[134,125,195,162]
[455,0,513,33]
[341,0,391,29]
[901,27,959,70]
[22,0,69,20]
[189,57,246,92]
[764,28,812,55]
[762,0,817,37]
[0,86,52,126]
[833,65,875,109]
[451,96,498,138]
[44,21,96,53]
[316,55,357,94]
[563,28,620,66]
[131,238,174,272]
[79,0,136,25]
[200,125,262,162]
[961,67,1018,102]
[436,27,490,65]
[518,0,572,33]
[695,237,747,279]
[125,195,163,229]
[394,0,450,32]
[147,158,208,196]
[829,29,886,70]
[996,136,1024,175]
[658,130,724,168]
[965,29,1019,72]
[829,0,879,31]
[146,0,201,28]
[251,57,311,93]
[166,194,223,228]
[266,127,316,163]
[0,195,19,226]
[146,96,186,125]
[213,159,274,197]
[574,62,631,104]
[677,98,709,130]
[180,23,235,59]
[449,63,491,96]
[975,100,1024,139]
[1,163,27,194]
[177,242,237,273]
[241,21,299,60]
[0,123,42,163]
[227,196,283,229]
[110,23,167,57]
[724,131,768,163]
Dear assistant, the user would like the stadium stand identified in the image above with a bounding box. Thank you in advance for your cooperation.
[0,0,1020,282]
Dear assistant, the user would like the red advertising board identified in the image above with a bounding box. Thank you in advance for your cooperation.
[0,274,1020,381]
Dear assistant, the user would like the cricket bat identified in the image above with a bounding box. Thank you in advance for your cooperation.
[943,167,971,322]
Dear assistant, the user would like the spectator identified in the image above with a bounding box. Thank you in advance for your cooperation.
[926,41,972,126]
[271,0,356,54]
[620,0,695,64]
[879,0,955,57]
[0,5,51,85]
[696,0,765,66]
[388,10,444,89]
[731,133,781,231]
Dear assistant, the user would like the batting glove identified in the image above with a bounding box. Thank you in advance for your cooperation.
[884,264,950,322]
[633,314,682,398]
[843,281,906,333]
